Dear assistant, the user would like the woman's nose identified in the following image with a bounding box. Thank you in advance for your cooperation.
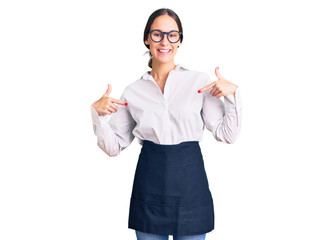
[160,34,169,45]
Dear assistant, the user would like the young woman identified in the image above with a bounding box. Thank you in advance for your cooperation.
[91,8,242,240]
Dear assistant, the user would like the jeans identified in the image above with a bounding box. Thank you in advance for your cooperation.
[135,230,206,240]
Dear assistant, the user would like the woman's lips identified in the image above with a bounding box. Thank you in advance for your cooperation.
[157,49,171,55]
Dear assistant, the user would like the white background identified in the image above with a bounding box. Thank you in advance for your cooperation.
[1,0,332,239]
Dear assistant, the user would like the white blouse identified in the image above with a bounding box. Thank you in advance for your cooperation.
[91,64,242,157]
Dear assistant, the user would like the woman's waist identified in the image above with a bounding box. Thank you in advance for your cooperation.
[135,132,204,147]
[142,139,200,151]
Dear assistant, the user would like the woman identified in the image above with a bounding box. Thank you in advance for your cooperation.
[91,8,241,240]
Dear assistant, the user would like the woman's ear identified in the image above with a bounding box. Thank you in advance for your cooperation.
[144,38,149,45]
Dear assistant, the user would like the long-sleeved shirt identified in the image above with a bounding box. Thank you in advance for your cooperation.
[91,64,242,157]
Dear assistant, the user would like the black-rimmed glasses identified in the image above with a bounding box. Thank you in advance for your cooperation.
[149,30,182,43]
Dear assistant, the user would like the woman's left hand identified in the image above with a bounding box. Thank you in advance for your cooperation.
[198,67,238,98]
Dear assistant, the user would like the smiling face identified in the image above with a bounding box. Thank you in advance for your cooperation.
[144,14,181,66]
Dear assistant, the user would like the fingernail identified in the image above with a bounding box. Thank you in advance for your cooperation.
[217,67,219,70]
[198,90,201,93]
[125,102,128,106]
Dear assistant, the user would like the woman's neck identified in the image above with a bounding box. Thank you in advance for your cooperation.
[150,61,176,82]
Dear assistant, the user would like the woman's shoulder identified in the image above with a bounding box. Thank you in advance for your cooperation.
[121,71,153,98]
[175,65,211,83]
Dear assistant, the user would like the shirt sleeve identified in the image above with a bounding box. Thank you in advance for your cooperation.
[200,75,242,144]
[91,89,136,157]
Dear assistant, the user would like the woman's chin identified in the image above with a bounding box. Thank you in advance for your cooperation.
[154,57,174,65]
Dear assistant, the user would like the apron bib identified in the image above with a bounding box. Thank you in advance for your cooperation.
[128,140,214,236]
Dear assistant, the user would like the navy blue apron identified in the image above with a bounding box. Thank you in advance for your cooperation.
[128,140,214,236]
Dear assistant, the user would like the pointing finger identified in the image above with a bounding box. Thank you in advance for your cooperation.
[109,97,128,106]
[198,82,216,93]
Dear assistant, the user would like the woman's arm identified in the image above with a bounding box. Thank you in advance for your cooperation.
[199,68,242,143]
[91,86,136,157]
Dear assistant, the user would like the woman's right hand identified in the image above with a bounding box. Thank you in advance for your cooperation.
[92,84,128,116]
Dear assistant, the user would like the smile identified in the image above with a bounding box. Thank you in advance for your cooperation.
[158,49,171,53]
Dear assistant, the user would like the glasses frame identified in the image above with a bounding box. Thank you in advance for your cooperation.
[148,30,182,44]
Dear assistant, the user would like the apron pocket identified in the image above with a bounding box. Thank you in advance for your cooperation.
[129,197,187,235]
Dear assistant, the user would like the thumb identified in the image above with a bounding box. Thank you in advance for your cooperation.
[103,84,112,97]
[215,66,222,80]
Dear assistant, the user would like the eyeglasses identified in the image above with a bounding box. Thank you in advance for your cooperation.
[149,30,182,43]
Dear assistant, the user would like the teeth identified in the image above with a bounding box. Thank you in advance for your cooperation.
[158,49,170,53]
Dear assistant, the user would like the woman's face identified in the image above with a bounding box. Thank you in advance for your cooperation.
[145,14,181,66]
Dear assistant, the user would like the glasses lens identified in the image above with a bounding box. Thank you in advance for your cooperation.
[151,30,163,42]
[168,31,180,43]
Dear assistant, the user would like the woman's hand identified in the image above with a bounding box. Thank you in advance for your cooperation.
[198,67,238,98]
[92,84,128,116]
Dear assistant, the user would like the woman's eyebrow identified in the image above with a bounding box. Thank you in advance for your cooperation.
[151,29,179,32]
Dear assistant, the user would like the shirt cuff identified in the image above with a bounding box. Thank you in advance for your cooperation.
[223,87,242,126]
[91,104,109,131]
[223,87,241,114]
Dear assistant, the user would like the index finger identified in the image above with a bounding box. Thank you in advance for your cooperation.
[198,82,216,93]
[109,97,128,106]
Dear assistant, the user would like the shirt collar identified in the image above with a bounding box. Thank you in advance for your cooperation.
[141,64,188,81]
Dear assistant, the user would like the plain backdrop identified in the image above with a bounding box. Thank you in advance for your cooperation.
[0,0,332,239]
